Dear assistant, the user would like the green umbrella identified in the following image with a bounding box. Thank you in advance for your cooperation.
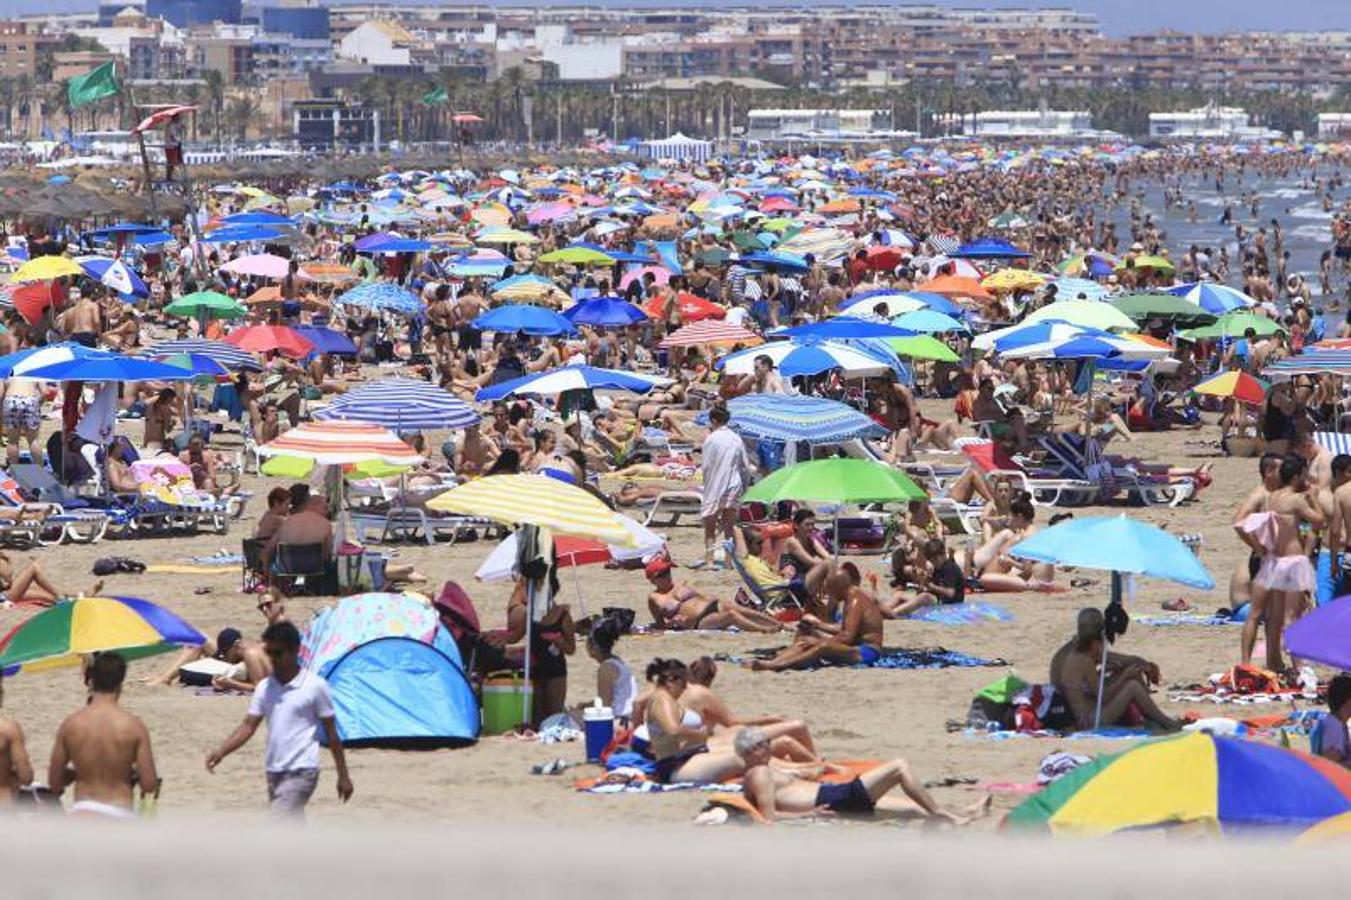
[164,290,247,320]
[884,335,960,363]
[743,459,926,506]
[537,247,615,266]
[1178,311,1285,341]
[1110,293,1216,325]
[694,247,733,266]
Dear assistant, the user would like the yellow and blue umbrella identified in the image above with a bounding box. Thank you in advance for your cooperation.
[0,596,205,675]
[1005,733,1351,836]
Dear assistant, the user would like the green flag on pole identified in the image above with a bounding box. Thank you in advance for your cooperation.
[422,85,449,105]
[68,61,120,108]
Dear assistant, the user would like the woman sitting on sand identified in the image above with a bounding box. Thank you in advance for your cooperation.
[582,618,638,728]
[642,658,745,785]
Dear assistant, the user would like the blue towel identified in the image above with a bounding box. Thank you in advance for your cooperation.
[1138,613,1238,627]
[856,648,1006,670]
[909,602,1013,625]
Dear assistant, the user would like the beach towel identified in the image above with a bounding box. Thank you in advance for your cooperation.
[908,602,1013,625]
[962,726,1152,742]
[187,553,245,566]
[1138,613,1238,627]
[733,647,1006,671]
[145,564,240,576]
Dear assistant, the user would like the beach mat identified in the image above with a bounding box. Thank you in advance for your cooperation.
[730,647,1007,671]
[146,564,240,575]
[186,553,245,566]
[1139,613,1237,627]
[908,602,1013,625]
[962,726,1152,742]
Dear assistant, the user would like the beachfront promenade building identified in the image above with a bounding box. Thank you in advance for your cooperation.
[1148,104,1282,141]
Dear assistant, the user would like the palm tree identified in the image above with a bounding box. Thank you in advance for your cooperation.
[226,97,257,142]
[203,69,225,147]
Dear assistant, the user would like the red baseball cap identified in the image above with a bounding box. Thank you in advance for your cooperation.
[644,556,673,579]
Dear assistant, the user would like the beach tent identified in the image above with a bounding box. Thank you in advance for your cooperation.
[322,637,478,749]
[304,592,479,749]
[640,133,713,164]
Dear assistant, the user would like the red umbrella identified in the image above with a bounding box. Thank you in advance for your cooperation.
[452,113,484,124]
[643,292,727,323]
[223,325,314,357]
[131,105,198,135]
[553,536,612,568]
[865,245,906,271]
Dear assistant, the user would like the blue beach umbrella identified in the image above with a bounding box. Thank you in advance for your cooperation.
[74,255,149,298]
[727,394,886,443]
[892,309,969,334]
[292,326,358,356]
[200,225,285,244]
[1010,515,1214,589]
[141,338,261,371]
[315,378,479,431]
[472,304,576,336]
[563,297,648,327]
[1168,283,1256,315]
[778,319,911,340]
[0,344,194,382]
[950,237,1031,259]
[476,365,668,401]
[336,282,422,316]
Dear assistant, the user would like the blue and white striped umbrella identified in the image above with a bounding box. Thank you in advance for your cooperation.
[476,365,670,401]
[336,282,423,316]
[314,378,479,431]
[718,339,900,378]
[728,394,886,443]
[74,255,149,298]
[142,338,262,371]
[1052,277,1110,302]
[1168,282,1255,315]
[1002,334,1167,362]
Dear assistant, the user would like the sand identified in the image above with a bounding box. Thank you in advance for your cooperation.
[0,397,1296,827]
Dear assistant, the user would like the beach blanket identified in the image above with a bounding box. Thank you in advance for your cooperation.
[577,759,880,796]
[187,553,245,566]
[962,726,1152,742]
[908,602,1013,625]
[1138,613,1237,627]
[146,564,239,575]
[732,647,1006,671]
[1167,688,1317,706]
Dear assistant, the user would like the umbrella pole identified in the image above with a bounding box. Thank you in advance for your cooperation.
[1092,571,1123,731]
[523,578,534,728]
[570,563,587,619]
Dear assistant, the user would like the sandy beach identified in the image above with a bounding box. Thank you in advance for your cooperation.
[0,396,1272,828]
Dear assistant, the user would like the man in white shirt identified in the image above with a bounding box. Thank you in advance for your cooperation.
[700,404,753,569]
[206,621,353,819]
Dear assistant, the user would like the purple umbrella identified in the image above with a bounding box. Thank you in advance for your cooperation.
[1286,597,1351,670]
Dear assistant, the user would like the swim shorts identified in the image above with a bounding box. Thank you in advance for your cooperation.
[3,396,39,432]
[814,777,875,814]
[857,645,881,666]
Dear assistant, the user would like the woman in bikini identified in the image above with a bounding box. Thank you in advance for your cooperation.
[1238,454,1324,674]
[643,658,745,785]
[643,557,783,633]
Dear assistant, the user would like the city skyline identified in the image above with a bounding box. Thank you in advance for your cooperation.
[2,0,1343,36]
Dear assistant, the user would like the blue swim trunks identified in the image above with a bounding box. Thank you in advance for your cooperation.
[857,645,881,666]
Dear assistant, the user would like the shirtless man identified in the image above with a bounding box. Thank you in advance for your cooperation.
[210,628,274,693]
[48,652,159,818]
[736,727,988,824]
[146,593,288,686]
[0,677,33,806]
[1050,608,1180,732]
[143,387,177,454]
[60,288,102,348]
[644,557,782,633]
[749,564,883,671]
[1332,456,1351,598]
[452,284,488,362]
[453,419,500,478]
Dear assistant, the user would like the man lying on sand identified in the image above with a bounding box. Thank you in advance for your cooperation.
[735,727,990,824]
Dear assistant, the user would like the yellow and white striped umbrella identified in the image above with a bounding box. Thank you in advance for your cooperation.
[428,474,637,546]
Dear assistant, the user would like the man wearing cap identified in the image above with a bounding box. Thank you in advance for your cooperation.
[1050,608,1179,732]
[210,627,274,694]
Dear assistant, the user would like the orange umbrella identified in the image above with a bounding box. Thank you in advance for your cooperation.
[819,198,861,214]
[922,275,993,301]
[300,262,358,284]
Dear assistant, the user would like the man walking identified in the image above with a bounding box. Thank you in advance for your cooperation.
[206,621,353,819]
[699,404,752,570]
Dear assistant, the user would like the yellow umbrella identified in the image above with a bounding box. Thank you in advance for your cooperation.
[492,281,567,303]
[12,255,82,283]
[428,474,637,546]
[475,227,538,245]
[982,269,1046,292]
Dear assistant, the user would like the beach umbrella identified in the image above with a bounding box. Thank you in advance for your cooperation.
[563,297,647,327]
[885,335,960,363]
[1179,312,1284,341]
[299,262,358,285]
[1192,371,1268,405]
[474,227,537,245]
[837,293,927,318]
[164,290,246,320]
[1023,300,1136,332]
[982,269,1045,292]
[475,517,666,582]
[1265,353,1351,377]
[142,338,260,371]
[291,326,356,356]
[1117,254,1174,273]
[1004,733,1351,836]
[737,251,809,273]
[778,319,911,340]
[660,319,760,348]
[893,309,969,334]
[224,324,314,357]
[259,420,423,467]
[1299,812,1351,843]
[718,338,898,378]
[472,304,576,336]
[920,274,992,301]
[727,394,886,444]
[642,292,726,322]
[492,278,567,304]
[999,336,1130,361]
[199,225,286,244]
[1052,277,1110,302]
[0,596,205,675]
[356,235,432,254]
[1056,252,1118,278]
[154,352,228,378]
[220,253,294,280]
[618,265,671,291]
[974,321,1096,354]
[1168,283,1256,315]
[11,255,82,283]
[221,210,294,227]
[744,458,925,506]
[476,364,669,402]
[1010,515,1214,729]
[335,282,422,316]
[950,237,1030,259]
[538,246,615,265]
[1111,293,1215,325]
[74,255,149,298]
[0,343,193,382]
[988,212,1031,229]
[863,245,906,272]
[314,378,479,431]
[1285,596,1351,671]
[428,474,637,546]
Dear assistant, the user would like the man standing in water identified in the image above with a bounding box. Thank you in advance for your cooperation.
[0,676,33,805]
[206,621,353,819]
[47,652,159,818]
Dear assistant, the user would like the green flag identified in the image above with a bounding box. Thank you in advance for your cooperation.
[68,62,120,108]
[422,85,448,106]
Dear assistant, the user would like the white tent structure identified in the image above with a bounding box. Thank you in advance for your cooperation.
[640,133,713,163]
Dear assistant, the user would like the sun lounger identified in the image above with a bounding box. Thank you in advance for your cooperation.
[639,490,704,527]
[2,467,110,545]
[129,459,231,535]
[1036,433,1194,507]
[958,440,1099,507]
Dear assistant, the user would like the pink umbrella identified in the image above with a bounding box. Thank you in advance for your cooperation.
[526,201,575,225]
[220,253,298,280]
[619,265,671,291]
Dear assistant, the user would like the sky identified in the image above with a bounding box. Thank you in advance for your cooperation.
[0,0,1342,34]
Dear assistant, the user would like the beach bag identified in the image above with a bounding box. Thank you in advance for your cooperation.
[1012,684,1074,732]
[599,607,636,635]
[966,695,1015,731]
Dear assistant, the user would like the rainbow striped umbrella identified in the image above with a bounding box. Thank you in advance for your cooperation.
[0,596,204,675]
[428,474,637,546]
[1005,733,1351,836]
[258,421,424,466]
